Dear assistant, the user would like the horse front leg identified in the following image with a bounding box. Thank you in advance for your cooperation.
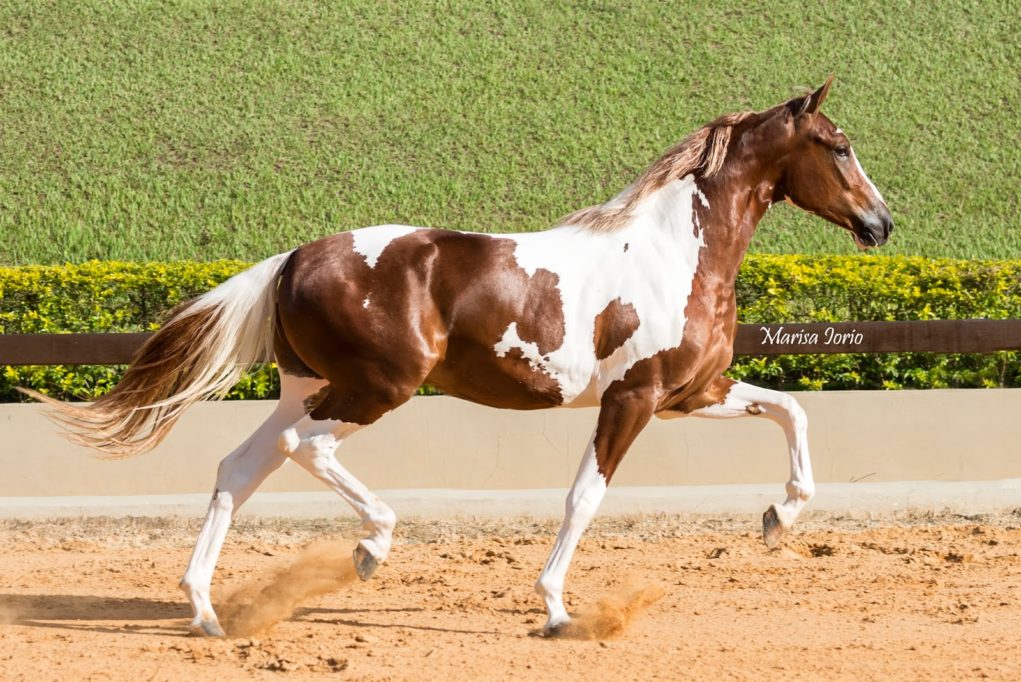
[535,391,654,635]
[664,377,815,547]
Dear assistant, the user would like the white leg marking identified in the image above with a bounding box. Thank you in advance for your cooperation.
[281,415,397,570]
[685,382,815,529]
[179,375,325,635]
[535,430,607,632]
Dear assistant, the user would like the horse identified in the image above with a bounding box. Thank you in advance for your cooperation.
[27,77,892,637]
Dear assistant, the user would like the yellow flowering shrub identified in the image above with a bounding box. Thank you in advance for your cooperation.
[1,256,1019,400]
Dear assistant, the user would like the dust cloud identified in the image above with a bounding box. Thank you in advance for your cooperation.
[220,539,359,637]
[564,577,664,640]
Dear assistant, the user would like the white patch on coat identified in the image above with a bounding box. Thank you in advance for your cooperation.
[362,297,370,309]
[494,322,545,370]
[695,187,710,208]
[351,224,420,268]
[489,175,708,405]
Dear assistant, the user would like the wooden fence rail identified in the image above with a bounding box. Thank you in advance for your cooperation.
[0,320,1018,366]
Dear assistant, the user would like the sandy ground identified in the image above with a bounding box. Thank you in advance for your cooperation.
[2,511,1021,681]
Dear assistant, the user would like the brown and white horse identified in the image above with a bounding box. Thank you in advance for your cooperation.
[29,78,891,637]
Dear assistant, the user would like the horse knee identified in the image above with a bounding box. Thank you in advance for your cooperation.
[779,394,808,431]
[278,428,332,470]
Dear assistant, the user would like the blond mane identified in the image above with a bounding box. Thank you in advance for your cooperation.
[560,110,758,232]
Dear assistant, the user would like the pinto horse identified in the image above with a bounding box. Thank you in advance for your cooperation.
[29,78,891,637]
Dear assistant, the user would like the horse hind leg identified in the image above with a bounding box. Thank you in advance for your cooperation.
[179,375,325,637]
[279,387,409,581]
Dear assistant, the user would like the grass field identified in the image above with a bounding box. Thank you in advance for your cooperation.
[0,0,1017,264]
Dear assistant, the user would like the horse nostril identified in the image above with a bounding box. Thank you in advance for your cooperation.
[874,205,893,240]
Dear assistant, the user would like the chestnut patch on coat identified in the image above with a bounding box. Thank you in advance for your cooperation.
[671,376,737,414]
[516,268,566,356]
[276,230,570,423]
[303,385,330,414]
[423,234,567,408]
[593,298,640,360]
[591,178,745,478]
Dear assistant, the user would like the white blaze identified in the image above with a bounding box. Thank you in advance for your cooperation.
[851,149,885,204]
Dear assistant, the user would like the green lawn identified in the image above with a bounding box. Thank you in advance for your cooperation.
[0,0,1017,264]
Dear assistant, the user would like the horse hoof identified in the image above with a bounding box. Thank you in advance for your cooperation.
[530,619,572,638]
[188,619,226,637]
[352,543,380,581]
[762,505,784,548]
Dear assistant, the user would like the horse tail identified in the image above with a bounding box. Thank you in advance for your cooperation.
[21,251,295,459]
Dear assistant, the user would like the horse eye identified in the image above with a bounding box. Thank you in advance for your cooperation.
[834,145,850,158]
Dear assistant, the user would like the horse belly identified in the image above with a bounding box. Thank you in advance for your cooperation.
[424,339,595,410]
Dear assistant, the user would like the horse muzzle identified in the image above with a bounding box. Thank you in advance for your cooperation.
[852,204,893,248]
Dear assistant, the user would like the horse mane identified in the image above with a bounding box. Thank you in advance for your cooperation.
[559,110,758,232]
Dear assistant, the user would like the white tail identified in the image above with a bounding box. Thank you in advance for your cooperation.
[22,251,294,458]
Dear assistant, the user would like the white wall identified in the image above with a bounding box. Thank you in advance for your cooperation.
[3,389,1019,497]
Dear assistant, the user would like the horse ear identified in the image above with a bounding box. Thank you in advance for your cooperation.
[787,75,835,119]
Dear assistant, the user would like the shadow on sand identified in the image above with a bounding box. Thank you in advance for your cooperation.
[0,595,499,637]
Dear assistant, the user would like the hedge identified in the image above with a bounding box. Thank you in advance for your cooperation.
[1,255,1018,401]
[730,255,1020,390]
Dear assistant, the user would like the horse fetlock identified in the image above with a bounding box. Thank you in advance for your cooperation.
[786,480,815,502]
[209,488,234,513]
[533,576,558,600]
[178,575,205,604]
[540,615,573,638]
[363,504,396,535]
[188,616,226,638]
[537,590,572,636]
[358,532,391,560]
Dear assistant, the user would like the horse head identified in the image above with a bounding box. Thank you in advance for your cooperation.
[768,76,893,248]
